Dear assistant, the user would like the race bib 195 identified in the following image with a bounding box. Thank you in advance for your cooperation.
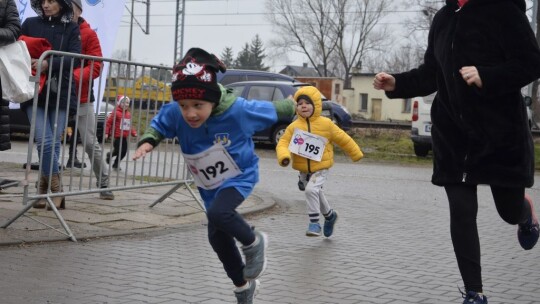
[288,128,328,162]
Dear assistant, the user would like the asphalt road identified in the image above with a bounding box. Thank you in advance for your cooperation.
[0,143,539,304]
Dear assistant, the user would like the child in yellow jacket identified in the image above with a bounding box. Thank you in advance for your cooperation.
[276,86,363,237]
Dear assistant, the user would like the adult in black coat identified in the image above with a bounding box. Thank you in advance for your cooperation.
[0,0,22,151]
[373,0,540,303]
[21,0,81,210]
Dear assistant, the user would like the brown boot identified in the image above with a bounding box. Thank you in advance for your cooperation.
[46,173,65,210]
[33,175,48,209]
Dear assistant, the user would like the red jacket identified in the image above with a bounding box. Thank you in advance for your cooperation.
[73,18,102,104]
[105,106,137,139]
[18,35,51,93]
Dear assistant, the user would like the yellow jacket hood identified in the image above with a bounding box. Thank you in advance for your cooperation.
[294,86,322,118]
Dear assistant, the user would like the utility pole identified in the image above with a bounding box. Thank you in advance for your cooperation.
[129,0,135,61]
[128,0,151,62]
[174,0,186,64]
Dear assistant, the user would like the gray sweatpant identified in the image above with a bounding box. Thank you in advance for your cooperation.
[75,102,109,188]
[300,169,331,223]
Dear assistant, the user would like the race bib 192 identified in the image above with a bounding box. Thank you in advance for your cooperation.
[182,143,242,190]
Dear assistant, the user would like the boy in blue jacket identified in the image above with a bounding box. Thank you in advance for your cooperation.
[133,48,295,304]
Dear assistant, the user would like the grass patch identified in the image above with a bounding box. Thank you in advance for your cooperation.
[334,128,540,170]
[333,128,432,166]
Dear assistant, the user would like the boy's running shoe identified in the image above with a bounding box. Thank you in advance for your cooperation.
[234,279,259,304]
[242,230,268,280]
[461,290,487,304]
[306,222,321,237]
[323,210,338,237]
[518,194,539,250]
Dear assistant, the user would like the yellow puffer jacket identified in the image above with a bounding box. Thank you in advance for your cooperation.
[276,86,363,173]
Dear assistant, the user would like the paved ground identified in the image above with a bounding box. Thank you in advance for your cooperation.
[0,157,539,304]
[0,161,270,245]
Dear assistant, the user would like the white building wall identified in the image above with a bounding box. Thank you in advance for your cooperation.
[347,74,412,121]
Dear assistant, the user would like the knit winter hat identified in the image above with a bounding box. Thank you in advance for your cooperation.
[170,48,226,104]
[72,0,83,12]
[117,95,130,105]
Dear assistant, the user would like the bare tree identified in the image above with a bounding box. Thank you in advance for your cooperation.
[378,0,443,73]
[265,0,340,77]
[334,0,391,88]
[266,0,390,87]
[383,43,424,73]
[110,49,137,79]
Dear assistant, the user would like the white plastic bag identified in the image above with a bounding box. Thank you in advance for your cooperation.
[0,41,35,103]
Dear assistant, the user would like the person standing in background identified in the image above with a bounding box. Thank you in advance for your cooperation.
[373,0,540,303]
[21,0,81,209]
[0,0,22,152]
[68,0,114,200]
[105,95,137,170]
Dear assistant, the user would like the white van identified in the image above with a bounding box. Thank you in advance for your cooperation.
[410,93,436,157]
[410,93,534,157]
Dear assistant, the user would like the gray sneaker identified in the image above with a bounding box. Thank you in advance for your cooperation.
[234,279,259,304]
[242,230,268,280]
[99,188,115,200]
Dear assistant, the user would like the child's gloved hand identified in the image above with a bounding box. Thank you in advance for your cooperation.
[281,158,290,166]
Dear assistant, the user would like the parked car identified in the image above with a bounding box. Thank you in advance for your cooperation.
[217,69,352,131]
[95,101,116,143]
[410,93,435,157]
[410,93,534,157]
[524,95,534,130]
[217,69,296,85]
[7,103,30,134]
[8,101,114,143]
[226,80,351,144]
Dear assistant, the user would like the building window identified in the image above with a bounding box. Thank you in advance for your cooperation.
[359,93,368,112]
[334,83,340,94]
[403,98,412,113]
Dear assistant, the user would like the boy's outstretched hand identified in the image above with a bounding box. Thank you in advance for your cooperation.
[133,143,154,160]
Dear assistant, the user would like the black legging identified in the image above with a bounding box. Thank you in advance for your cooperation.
[111,137,128,167]
[206,187,256,287]
[444,184,530,293]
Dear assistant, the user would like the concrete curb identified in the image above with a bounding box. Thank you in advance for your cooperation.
[0,187,276,246]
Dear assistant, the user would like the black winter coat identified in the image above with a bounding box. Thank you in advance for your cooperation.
[0,0,21,151]
[387,0,540,188]
[21,0,81,111]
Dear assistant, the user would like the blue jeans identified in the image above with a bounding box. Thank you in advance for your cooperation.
[25,105,67,176]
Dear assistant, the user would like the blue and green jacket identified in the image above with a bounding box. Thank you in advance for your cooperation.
[139,84,295,208]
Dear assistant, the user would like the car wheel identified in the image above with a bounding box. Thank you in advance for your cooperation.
[332,115,341,127]
[272,124,287,145]
[413,143,430,157]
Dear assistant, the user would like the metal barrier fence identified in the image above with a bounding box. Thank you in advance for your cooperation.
[1,50,203,241]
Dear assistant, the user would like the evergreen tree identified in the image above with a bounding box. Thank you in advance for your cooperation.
[220,47,235,69]
[250,35,268,71]
[235,43,252,69]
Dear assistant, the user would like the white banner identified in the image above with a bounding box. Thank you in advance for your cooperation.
[14,0,126,110]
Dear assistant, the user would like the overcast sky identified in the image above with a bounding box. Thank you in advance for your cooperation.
[113,0,292,71]
[112,0,438,72]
